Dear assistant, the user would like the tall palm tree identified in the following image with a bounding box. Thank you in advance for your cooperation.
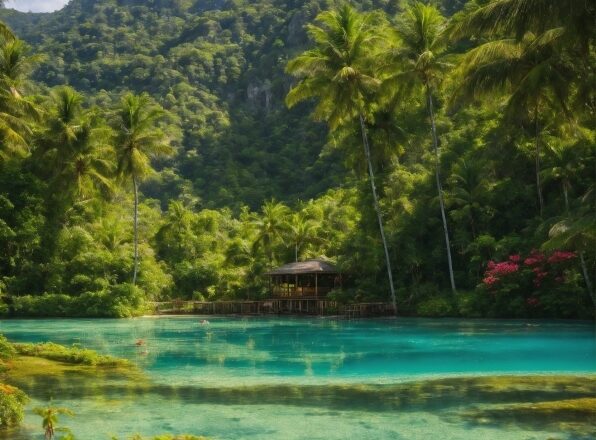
[286,212,321,262]
[252,199,290,267]
[38,86,114,202]
[285,5,398,313]
[0,30,40,160]
[156,200,195,261]
[56,122,114,200]
[541,139,586,214]
[447,159,490,240]
[449,0,594,54]
[115,92,173,285]
[385,2,456,293]
[453,30,574,217]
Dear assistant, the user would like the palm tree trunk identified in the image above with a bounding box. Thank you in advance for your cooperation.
[359,114,397,315]
[427,87,456,294]
[295,243,298,262]
[563,181,570,214]
[132,175,139,286]
[579,251,595,307]
[534,104,544,217]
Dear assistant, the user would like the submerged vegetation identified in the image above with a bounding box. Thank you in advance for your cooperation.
[0,0,593,319]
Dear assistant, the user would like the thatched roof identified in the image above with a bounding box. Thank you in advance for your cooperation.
[265,259,339,276]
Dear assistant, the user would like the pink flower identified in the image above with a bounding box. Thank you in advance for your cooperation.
[524,250,545,266]
[509,254,521,263]
[547,251,576,264]
[483,275,499,286]
[526,297,540,307]
[489,262,519,277]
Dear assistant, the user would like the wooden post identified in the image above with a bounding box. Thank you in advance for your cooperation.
[315,274,318,298]
[295,274,298,297]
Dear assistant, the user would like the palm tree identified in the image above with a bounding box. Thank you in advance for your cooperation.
[386,2,456,293]
[56,122,114,200]
[449,0,594,54]
[38,86,114,202]
[0,31,40,160]
[453,30,574,218]
[33,406,74,440]
[545,212,596,307]
[156,200,195,261]
[115,92,173,285]
[285,5,398,313]
[447,159,490,240]
[541,139,586,214]
[252,199,290,267]
[286,212,321,262]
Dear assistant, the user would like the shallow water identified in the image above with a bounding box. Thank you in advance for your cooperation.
[1,317,595,439]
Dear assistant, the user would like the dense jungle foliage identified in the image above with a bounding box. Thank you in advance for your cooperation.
[0,0,593,318]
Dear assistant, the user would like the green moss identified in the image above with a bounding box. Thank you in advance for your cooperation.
[462,397,596,437]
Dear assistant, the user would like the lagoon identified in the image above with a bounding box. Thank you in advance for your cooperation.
[1,317,595,439]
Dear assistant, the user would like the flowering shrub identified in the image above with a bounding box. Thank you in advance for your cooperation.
[479,250,587,318]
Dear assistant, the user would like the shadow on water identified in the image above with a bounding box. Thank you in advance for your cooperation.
[8,370,596,438]
[9,369,596,412]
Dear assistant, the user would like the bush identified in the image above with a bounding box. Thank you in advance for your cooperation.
[0,383,28,428]
[0,334,15,361]
[480,250,592,318]
[416,296,455,317]
[10,284,147,318]
[455,291,486,318]
[13,342,132,368]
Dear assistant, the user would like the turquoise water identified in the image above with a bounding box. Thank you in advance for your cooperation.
[1,317,595,439]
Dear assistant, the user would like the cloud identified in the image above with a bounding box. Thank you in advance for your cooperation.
[5,0,70,13]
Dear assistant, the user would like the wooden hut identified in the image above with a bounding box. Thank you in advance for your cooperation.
[265,259,341,298]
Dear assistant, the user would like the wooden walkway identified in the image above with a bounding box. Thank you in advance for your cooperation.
[150,300,394,318]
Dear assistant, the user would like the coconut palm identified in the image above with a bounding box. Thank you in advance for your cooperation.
[38,86,114,201]
[453,30,574,217]
[449,0,594,54]
[541,139,588,214]
[252,199,290,267]
[115,92,173,285]
[285,5,398,313]
[156,200,196,261]
[385,2,456,293]
[286,212,322,262]
[0,31,40,160]
[447,159,491,240]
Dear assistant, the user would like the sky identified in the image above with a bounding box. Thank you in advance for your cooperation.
[5,0,70,13]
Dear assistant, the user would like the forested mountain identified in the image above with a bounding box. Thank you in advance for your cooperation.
[1,0,401,207]
[0,0,593,319]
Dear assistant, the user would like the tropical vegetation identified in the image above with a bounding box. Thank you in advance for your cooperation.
[0,0,592,319]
